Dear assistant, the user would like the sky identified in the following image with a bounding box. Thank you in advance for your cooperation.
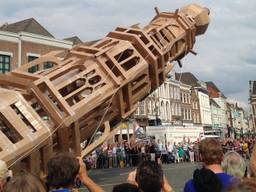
[0,0,255,109]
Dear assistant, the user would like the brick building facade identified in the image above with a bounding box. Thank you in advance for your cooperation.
[0,18,74,74]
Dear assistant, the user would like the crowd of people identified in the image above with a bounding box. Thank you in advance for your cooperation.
[0,137,256,192]
[84,137,256,169]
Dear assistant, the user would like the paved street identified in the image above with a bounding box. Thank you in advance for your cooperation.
[80,162,200,192]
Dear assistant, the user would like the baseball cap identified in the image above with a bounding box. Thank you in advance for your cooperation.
[0,160,8,181]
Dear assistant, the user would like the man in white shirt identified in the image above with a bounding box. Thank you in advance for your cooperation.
[167,142,173,153]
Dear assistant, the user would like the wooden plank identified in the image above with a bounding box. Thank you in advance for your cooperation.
[30,83,63,125]
[81,121,110,157]
[73,121,81,156]
[29,150,41,176]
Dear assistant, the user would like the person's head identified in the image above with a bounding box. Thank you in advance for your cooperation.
[193,167,222,192]
[136,160,163,192]
[0,160,9,191]
[199,138,223,165]
[46,153,80,189]
[250,145,256,177]
[227,178,256,192]
[3,170,46,192]
[112,183,139,192]
[222,151,246,178]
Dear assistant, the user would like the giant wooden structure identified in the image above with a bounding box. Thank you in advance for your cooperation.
[0,4,209,175]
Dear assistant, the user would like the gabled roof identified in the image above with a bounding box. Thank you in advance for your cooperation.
[0,18,54,38]
[64,36,83,45]
[206,81,226,98]
[206,81,220,92]
[175,72,200,87]
[210,99,220,108]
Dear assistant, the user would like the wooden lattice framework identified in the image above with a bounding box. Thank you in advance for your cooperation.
[0,4,209,175]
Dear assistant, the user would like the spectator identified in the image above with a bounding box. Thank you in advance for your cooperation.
[120,143,126,168]
[222,151,246,178]
[167,142,173,155]
[250,145,256,178]
[184,138,234,192]
[91,150,97,169]
[108,145,113,168]
[124,142,132,167]
[112,183,139,192]
[173,143,179,163]
[188,143,195,163]
[242,141,249,159]
[112,143,117,168]
[183,142,189,162]
[193,141,200,162]
[156,139,163,164]
[127,160,173,192]
[116,143,123,167]
[227,178,256,192]
[0,160,10,192]
[141,144,146,162]
[46,153,103,192]
[178,144,185,163]
[192,168,222,192]
[149,143,156,162]
[3,170,46,192]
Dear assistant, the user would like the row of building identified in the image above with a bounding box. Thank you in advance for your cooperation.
[134,72,251,139]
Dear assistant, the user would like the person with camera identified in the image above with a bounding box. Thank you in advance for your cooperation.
[46,153,103,192]
[127,160,173,192]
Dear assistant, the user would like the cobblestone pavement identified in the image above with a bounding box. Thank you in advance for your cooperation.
[80,162,200,192]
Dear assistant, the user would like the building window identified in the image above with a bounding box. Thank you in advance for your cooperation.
[166,102,170,121]
[185,93,187,103]
[0,55,11,74]
[176,88,180,100]
[139,101,145,115]
[170,86,173,99]
[28,56,39,73]
[28,55,38,62]
[171,103,174,116]
[185,109,188,120]
[188,94,191,104]
[164,84,168,98]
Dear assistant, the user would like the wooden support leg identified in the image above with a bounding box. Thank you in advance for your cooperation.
[29,150,41,176]
[41,138,53,174]
[57,125,70,152]
[72,121,81,156]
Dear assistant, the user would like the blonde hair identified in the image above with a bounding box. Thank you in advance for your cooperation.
[3,170,46,192]
[222,151,246,178]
